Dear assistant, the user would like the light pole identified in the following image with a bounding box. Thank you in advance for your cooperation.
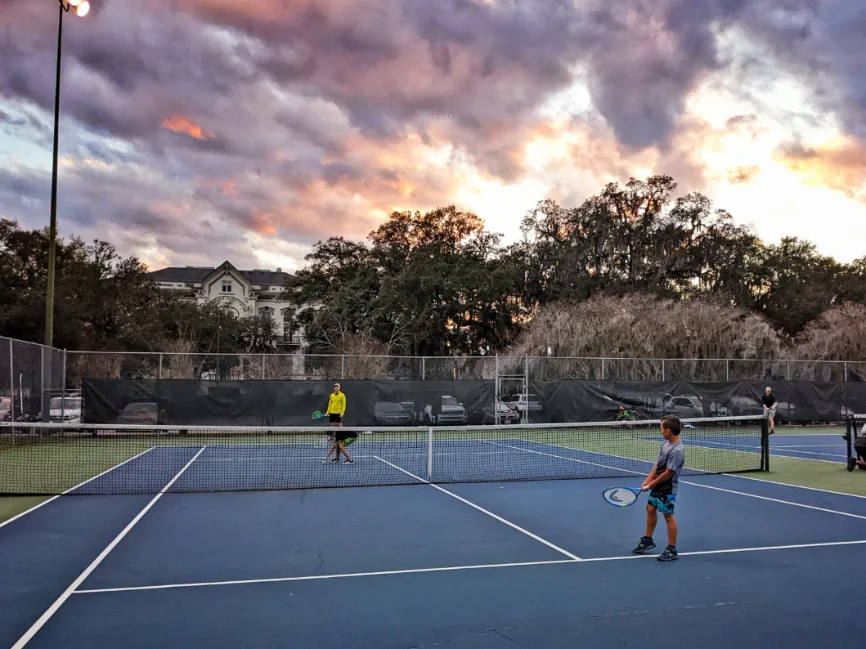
[45,0,90,347]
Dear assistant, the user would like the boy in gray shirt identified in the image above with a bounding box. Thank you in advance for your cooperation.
[632,415,685,562]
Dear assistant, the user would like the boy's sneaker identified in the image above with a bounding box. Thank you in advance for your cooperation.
[848,457,857,472]
[632,537,656,554]
[657,546,678,562]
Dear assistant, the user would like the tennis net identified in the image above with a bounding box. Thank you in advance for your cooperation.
[0,415,767,496]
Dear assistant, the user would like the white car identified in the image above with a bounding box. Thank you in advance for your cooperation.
[423,395,467,425]
[49,395,82,423]
[502,393,543,414]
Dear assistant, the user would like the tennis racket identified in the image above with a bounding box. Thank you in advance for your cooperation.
[312,410,325,420]
[602,486,646,507]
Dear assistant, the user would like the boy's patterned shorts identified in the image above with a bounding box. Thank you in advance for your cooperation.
[648,493,676,514]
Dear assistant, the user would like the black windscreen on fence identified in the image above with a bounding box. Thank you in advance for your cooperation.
[82,379,496,427]
[81,378,866,426]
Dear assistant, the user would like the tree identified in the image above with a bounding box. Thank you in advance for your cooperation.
[510,294,783,380]
[788,302,866,381]
[749,237,840,336]
[835,256,866,306]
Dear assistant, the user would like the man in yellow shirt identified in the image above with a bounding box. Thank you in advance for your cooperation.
[324,383,353,463]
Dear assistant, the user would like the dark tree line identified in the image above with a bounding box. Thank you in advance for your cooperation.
[3,175,865,359]
[0,219,278,356]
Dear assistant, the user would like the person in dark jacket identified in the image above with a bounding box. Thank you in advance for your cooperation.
[762,387,777,435]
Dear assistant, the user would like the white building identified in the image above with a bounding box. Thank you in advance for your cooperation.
[148,260,304,349]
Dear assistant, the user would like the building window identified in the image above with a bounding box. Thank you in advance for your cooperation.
[281,308,297,343]
[221,280,232,293]
[259,306,274,319]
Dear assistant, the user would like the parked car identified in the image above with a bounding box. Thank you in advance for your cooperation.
[116,401,165,425]
[502,393,543,414]
[488,401,520,425]
[467,401,521,425]
[659,394,704,419]
[423,395,467,425]
[373,401,413,426]
[49,395,82,423]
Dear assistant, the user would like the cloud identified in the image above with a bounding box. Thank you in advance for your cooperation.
[775,137,866,199]
[161,116,211,140]
[1,0,865,272]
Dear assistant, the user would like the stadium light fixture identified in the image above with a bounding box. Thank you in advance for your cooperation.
[45,0,92,351]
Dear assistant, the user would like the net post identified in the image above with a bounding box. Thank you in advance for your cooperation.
[761,416,770,471]
[61,349,67,420]
[427,426,433,477]
[846,415,853,460]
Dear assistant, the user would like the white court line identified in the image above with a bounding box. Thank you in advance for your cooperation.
[695,439,846,462]
[495,440,866,522]
[775,445,847,448]
[717,473,866,500]
[771,448,848,459]
[0,447,157,531]
[10,447,207,649]
[374,456,581,561]
[72,538,866,595]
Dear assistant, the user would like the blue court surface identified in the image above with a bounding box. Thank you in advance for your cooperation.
[2,435,866,648]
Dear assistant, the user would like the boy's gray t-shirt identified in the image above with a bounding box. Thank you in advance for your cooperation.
[653,441,685,495]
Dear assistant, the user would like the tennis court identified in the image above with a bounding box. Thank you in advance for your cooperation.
[2,416,865,648]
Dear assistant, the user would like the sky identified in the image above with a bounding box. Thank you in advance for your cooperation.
[1,0,864,273]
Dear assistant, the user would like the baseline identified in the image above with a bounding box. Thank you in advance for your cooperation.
[73,538,866,595]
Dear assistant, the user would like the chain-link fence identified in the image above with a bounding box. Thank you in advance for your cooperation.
[3,337,866,398]
[1,337,67,420]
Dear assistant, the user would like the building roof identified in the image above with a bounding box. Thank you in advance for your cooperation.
[148,265,297,287]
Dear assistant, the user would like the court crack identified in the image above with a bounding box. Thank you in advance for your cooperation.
[405,628,528,648]
[314,550,325,574]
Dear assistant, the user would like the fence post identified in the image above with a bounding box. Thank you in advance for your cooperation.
[787,361,791,382]
[40,346,48,422]
[661,358,665,381]
[844,361,848,383]
[726,359,730,382]
[158,353,163,380]
[8,339,14,420]
[61,349,67,420]
[422,357,426,381]
[494,354,500,425]
[341,355,345,380]
[261,354,266,380]
[601,357,606,380]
